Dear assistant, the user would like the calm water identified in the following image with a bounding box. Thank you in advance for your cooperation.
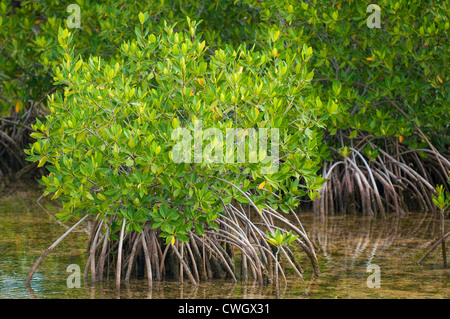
[0,181,448,299]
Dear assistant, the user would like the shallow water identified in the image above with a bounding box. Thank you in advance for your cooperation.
[0,182,448,299]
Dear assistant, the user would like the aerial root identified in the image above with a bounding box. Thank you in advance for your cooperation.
[316,139,450,217]
[80,202,318,289]
[26,214,90,286]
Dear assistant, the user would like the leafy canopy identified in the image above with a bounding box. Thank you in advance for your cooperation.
[26,19,326,242]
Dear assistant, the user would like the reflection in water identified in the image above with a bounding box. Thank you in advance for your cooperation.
[1,182,448,298]
[305,212,448,298]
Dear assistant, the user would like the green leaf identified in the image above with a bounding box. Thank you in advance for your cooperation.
[138,12,146,25]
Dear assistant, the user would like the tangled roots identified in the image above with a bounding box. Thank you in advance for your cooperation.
[315,144,450,218]
[84,203,319,289]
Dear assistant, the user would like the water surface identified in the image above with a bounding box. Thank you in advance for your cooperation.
[0,182,448,298]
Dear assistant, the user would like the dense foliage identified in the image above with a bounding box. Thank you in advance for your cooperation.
[243,0,449,149]
[25,20,326,244]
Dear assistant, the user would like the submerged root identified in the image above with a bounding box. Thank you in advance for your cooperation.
[82,203,319,289]
[418,230,450,266]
